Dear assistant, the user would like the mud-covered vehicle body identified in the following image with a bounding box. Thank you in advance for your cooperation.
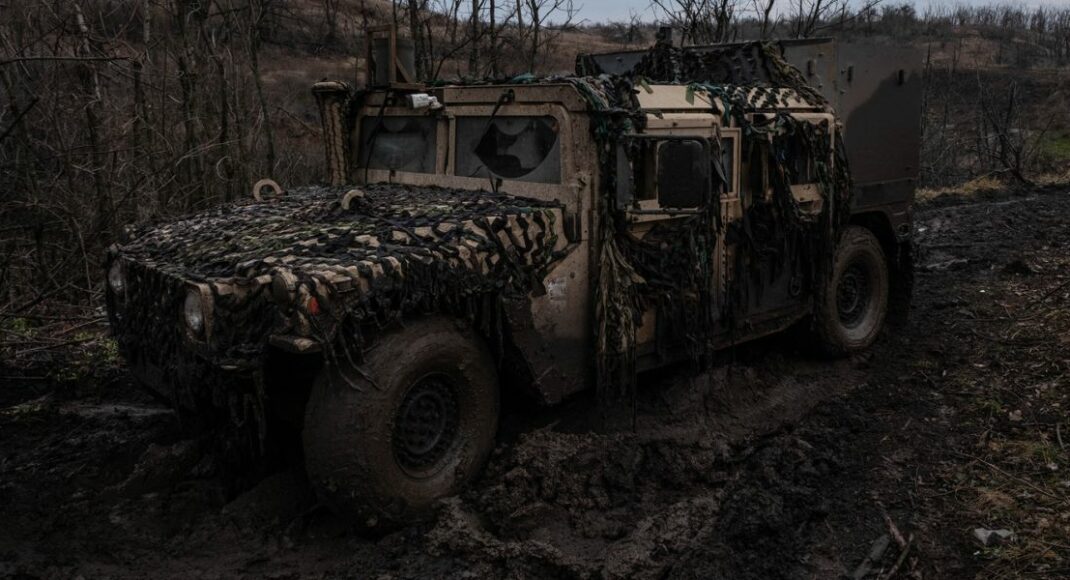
[105,35,921,527]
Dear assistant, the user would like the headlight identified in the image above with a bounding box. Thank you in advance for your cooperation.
[184,289,206,336]
[108,262,124,294]
[271,270,297,307]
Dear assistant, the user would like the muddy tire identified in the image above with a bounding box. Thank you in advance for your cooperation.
[812,226,889,356]
[302,317,499,530]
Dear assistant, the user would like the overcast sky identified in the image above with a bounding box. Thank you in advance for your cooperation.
[571,0,1070,24]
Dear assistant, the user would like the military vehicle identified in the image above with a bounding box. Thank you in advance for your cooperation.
[105,28,921,528]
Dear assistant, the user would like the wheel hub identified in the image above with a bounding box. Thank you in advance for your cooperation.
[837,262,871,328]
[393,375,459,473]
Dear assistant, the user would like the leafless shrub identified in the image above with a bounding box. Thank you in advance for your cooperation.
[0,0,308,312]
[650,0,739,44]
[598,15,649,48]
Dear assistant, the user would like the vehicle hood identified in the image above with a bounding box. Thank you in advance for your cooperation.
[108,184,567,362]
[114,184,565,282]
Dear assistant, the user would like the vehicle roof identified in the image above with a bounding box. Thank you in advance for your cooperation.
[360,80,823,115]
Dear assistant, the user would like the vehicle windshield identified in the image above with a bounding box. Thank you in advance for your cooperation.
[358,116,437,174]
[355,111,564,185]
[455,116,561,184]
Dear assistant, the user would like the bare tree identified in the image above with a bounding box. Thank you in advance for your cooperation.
[247,0,277,177]
[488,0,499,75]
[650,0,738,45]
[750,0,778,39]
[0,0,300,311]
[404,0,431,79]
[788,0,882,39]
[322,0,341,44]
[602,13,648,48]
[519,0,577,71]
[468,0,483,74]
[975,78,1048,185]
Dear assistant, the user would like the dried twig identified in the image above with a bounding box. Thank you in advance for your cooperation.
[962,453,1066,503]
[852,534,891,580]
[880,533,914,579]
[882,508,909,549]
[0,55,130,66]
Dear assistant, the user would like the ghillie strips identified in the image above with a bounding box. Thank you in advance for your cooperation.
[576,40,853,424]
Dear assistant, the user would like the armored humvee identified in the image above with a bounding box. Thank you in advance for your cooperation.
[105,30,921,528]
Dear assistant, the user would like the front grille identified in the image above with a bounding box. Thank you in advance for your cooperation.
[108,258,279,371]
[109,260,187,370]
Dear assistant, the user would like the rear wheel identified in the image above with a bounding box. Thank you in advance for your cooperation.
[812,226,889,355]
[302,317,499,530]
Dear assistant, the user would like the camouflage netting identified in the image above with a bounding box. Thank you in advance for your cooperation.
[110,38,853,440]
[108,184,564,458]
[572,41,853,423]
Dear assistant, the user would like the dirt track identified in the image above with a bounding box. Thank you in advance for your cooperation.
[3,188,1069,579]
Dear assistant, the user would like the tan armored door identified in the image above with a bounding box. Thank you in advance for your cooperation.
[624,150,702,353]
[620,130,728,356]
[722,115,834,324]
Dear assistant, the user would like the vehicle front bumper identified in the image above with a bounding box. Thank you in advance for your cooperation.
[105,256,272,410]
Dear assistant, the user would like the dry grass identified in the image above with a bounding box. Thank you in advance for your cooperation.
[916,175,1006,201]
[945,233,1070,578]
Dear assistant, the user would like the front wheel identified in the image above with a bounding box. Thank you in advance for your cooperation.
[811,226,889,355]
[302,317,499,530]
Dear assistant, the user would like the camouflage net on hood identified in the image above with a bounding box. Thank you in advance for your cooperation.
[573,41,853,424]
[108,184,564,456]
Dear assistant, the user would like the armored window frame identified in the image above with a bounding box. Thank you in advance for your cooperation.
[356,113,442,175]
[616,135,713,213]
[452,115,563,185]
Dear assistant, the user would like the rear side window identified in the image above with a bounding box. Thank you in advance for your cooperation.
[455,116,561,184]
[784,133,816,184]
[358,116,437,174]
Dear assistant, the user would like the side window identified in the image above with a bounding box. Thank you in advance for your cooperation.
[743,139,767,202]
[657,140,708,208]
[634,145,658,201]
[358,116,437,174]
[787,135,815,184]
[455,116,562,184]
[616,138,710,210]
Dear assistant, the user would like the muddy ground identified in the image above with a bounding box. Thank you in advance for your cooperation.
[2,187,1069,579]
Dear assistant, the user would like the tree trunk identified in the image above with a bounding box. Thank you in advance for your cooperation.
[489,0,497,77]
[247,0,276,177]
[469,0,480,77]
[73,4,113,238]
[528,0,539,71]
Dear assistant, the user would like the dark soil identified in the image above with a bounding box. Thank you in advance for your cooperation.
[2,187,1069,579]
